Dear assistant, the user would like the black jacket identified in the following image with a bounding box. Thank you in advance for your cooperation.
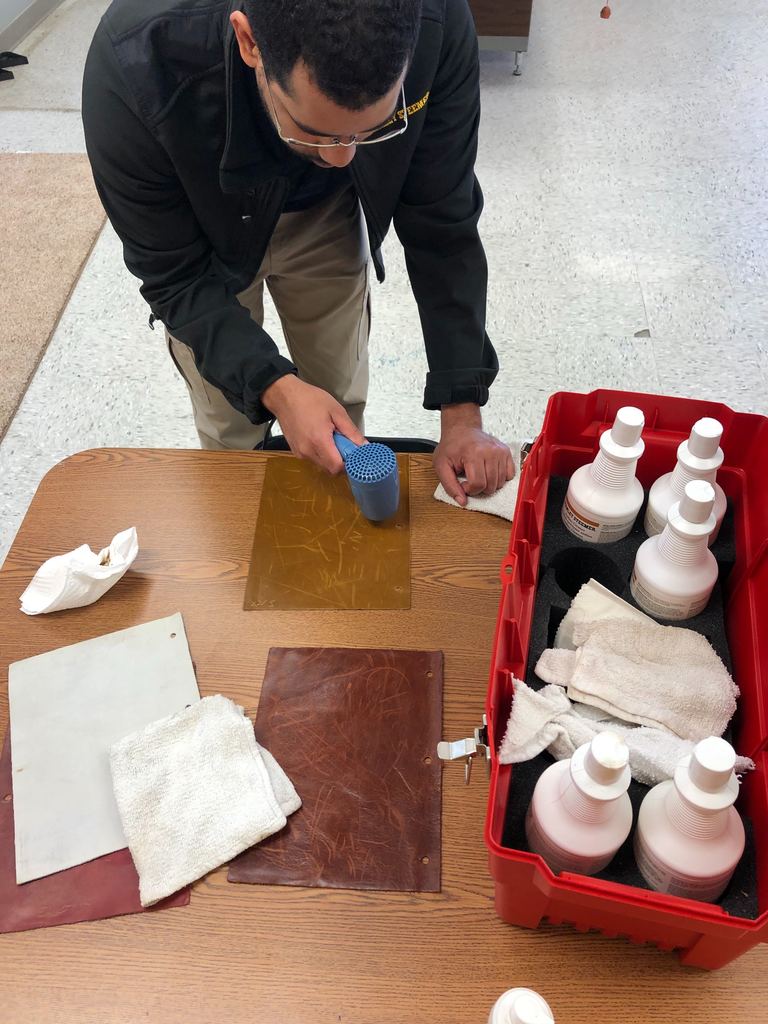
[82,0,498,424]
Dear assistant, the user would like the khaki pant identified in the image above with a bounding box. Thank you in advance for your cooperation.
[166,184,370,450]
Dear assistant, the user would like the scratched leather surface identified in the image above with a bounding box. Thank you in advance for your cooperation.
[228,647,443,892]
[0,732,189,933]
[244,455,411,610]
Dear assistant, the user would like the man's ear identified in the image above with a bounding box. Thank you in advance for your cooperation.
[230,12,261,70]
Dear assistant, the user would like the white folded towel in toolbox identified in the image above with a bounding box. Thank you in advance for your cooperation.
[536,616,739,741]
[497,678,755,786]
[554,578,653,650]
[19,527,139,615]
[110,694,301,906]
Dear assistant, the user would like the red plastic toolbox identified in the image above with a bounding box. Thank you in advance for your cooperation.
[485,389,768,969]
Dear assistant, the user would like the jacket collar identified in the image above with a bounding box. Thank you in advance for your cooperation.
[220,5,286,193]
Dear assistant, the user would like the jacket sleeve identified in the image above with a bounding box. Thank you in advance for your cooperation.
[393,0,498,410]
[81,23,295,425]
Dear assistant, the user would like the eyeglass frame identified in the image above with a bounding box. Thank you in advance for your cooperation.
[262,75,409,149]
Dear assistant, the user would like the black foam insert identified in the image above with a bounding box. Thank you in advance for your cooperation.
[501,476,758,919]
[527,476,735,690]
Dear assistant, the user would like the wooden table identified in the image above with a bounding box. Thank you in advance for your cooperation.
[0,449,766,1024]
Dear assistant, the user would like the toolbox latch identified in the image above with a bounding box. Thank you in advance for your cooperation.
[437,715,490,784]
[519,437,536,467]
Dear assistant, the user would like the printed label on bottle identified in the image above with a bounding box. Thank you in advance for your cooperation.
[635,833,732,902]
[562,496,633,544]
[630,570,708,620]
[525,808,610,876]
[643,504,667,536]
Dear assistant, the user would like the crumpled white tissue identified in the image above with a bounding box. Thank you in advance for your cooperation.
[19,527,139,615]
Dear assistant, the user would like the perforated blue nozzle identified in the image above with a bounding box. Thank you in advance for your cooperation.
[333,433,400,522]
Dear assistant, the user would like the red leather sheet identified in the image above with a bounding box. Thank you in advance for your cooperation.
[0,732,189,934]
[229,647,443,892]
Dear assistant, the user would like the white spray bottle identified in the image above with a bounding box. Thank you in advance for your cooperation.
[644,417,726,544]
[488,988,555,1024]
[634,736,745,902]
[562,406,645,543]
[632,479,719,620]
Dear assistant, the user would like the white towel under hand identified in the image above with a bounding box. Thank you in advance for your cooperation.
[20,526,139,615]
[536,616,738,742]
[110,694,300,906]
[497,678,754,786]
[433,474,519,521]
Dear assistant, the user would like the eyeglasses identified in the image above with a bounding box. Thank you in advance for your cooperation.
[263,77,409,149]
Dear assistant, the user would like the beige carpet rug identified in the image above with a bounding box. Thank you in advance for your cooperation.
[0,154,106,440]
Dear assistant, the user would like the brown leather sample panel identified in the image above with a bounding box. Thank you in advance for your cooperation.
[0,733,189,933]
[229,647,443,892]
[245,455,411,611]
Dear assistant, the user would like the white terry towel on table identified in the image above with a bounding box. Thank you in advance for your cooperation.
[434,474,520,521]
[433,441,521,521]
[110,694,300,906]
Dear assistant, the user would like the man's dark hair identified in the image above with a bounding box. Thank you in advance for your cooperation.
[244,0,422,111]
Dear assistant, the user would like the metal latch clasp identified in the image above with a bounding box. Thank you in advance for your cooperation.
[437,715,490,784]
[519,437,536,467]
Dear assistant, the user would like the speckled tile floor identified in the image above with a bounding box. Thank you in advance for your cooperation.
[1,0,767,565]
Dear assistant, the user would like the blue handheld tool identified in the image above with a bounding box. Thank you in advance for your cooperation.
[333,433,400,522]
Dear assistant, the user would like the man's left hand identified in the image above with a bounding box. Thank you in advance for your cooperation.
[433,403,515,507]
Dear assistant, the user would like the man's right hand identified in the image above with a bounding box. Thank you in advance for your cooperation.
[262,374,365,474]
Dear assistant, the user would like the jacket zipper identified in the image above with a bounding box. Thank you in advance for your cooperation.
[146,176,312,333]
[350,166,385,280]
[242,179,289,279]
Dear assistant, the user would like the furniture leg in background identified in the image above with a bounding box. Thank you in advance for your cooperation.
[470,0,534,74]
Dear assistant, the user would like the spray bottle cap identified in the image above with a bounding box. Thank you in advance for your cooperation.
[489,989,555,1024]
[680,479,715,523]
[599,406,645,461]
[668,480,717,537]
[679,417,724,472]
[675,736,740,811]
[571,731,631,801]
